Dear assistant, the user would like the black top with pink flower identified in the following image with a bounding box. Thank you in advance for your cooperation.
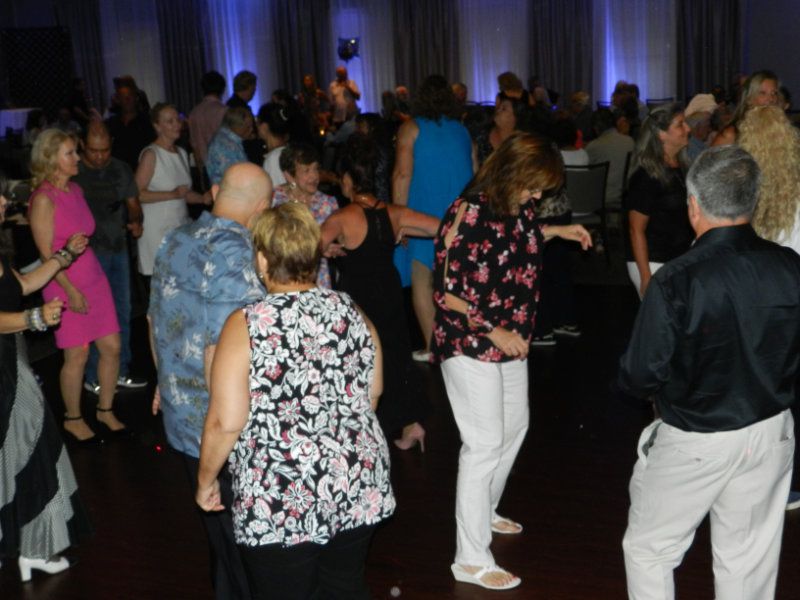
[230,288,395,547]
[432,194,545,363]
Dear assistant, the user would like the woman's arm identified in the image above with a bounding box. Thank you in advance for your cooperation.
[391,120,418,206]
[320,211,345,250]
[196,309,251,512]
[540,224,592,249]
[360,311,383,411]
[135,149,189,203]
[628,210,652,295]
[391,206,441,239]
[14,232,88,295]
[0,298,64,334]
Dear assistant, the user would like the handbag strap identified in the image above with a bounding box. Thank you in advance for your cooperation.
[442,200,469,288]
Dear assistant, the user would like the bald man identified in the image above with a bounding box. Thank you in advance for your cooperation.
[149,163,272,600]
[73,121,147,393]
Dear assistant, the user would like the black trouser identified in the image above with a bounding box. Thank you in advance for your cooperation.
[180,452,252,600]
[239,525,376,600]
[534,211,577,334]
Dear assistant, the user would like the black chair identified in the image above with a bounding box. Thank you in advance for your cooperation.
[645,97,674,111]
[565,162,610,264]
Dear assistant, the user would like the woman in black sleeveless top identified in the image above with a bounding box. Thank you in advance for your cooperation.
[321,135,440,450]
[0,174,92,582]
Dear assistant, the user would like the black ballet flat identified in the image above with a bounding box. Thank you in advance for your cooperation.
[62,416,104,446]
[94,408,133,439]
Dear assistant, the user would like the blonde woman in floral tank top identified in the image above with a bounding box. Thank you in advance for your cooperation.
[197,203,393,600]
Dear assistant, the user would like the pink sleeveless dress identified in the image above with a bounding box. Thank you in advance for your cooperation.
[34,181,119,348]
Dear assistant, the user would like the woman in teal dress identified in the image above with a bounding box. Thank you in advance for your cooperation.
[392,75,475,360]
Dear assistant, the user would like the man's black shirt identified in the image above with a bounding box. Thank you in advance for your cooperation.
[619,225,800,432]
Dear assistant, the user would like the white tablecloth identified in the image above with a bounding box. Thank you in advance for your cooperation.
[0,108,38,134]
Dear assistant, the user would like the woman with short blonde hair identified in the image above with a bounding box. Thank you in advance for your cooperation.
[197,202,395,599]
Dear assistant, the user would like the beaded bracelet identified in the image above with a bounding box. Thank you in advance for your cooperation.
[25,307,47,332]
[53,248,74,268]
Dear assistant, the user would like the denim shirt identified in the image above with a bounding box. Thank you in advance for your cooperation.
[149,211,264,457]
[206,126,248,184]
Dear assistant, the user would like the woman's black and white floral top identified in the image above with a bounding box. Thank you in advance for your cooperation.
[432,193,545,363]
[230,288,395,547]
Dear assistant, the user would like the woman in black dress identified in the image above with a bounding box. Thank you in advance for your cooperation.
[0,174,92,582]
[321,135,440,450]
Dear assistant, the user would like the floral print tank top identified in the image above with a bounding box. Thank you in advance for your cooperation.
[230,287,395,547]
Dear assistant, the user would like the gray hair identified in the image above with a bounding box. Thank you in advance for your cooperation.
[686,146,760,221]
[223,106,251,130]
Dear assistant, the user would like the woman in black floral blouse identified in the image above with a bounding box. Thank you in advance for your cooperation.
[432,133,590,591]
[196,203,394,600]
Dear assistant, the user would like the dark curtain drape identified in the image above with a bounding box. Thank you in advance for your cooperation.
[54,0,107,113]
[271,0,332,96]
[676,0,741,99]
[529,0,593,101]
[155,0,209,113]
[393,0,460,92]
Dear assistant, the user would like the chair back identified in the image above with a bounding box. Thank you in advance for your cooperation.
[646,97,674,111]
[565,162,609,217]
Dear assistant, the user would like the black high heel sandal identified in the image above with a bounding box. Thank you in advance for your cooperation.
[62,415,103,446]
[95,407,132,438]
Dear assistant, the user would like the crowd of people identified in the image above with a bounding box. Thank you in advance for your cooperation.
[1,62,799,600]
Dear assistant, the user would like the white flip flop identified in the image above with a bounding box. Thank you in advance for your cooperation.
[451,563,521,590]
[491,516,523,534]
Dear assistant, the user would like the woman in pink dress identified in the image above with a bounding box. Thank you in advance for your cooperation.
[29,129,126,443]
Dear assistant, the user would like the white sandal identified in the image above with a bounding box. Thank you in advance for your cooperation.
[491,515,523,534]
[451,563,521,590]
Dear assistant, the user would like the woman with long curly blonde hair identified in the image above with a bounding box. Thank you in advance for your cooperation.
[738,105,800,252]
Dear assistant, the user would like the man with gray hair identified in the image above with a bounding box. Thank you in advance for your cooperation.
[618,146,800,599]
[205,107,253,185]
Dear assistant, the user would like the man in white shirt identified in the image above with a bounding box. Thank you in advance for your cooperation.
[585,108,635,210]
[329,66,361,127]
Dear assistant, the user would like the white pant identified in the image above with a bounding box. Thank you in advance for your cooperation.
[441,355,529,566]
[626,261,664,300]
[623,410,794,600]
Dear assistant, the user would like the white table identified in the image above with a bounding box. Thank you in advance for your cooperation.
[0,108,38,134]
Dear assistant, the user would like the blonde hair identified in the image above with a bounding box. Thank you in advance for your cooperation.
[738,105,800,241]
[30,128,76,188]
[252,203,320,285]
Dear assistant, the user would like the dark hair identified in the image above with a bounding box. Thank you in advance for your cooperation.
[591,108,616,136]
[25,109,45,131]
[412,75,458,121]
[465,132,564,217]
[233,70,257,93]
[271,89,293,105]
[551,111,579,148]
[497,94,533,132]
[339,133,377,195]
[279,142,320,176]
[257,102,291,137]
[201,71,226,97]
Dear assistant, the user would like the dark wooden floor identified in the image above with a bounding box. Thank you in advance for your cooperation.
[4,283,800,599]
